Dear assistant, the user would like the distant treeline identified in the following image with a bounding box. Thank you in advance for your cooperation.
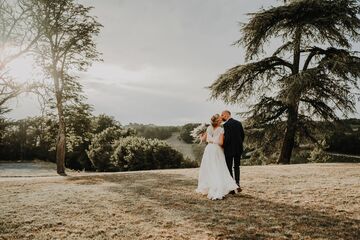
[126,123,179,140]
[325,119,360,155]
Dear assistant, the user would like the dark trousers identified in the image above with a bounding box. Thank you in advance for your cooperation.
[225,154,241,186]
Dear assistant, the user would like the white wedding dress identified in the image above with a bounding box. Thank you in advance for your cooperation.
[196,126,238,200]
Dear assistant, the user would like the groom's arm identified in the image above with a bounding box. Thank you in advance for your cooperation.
[239,122,245,142]
[223,124,230,147]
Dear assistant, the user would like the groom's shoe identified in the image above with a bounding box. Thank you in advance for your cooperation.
[236,187,242,193]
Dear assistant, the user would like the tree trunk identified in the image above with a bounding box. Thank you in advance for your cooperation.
[56,96,66,175]
[278,27,301,164]
[278,106,298,164]
[54,73,66,175]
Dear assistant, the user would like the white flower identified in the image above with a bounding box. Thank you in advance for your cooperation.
[190,123,209,143]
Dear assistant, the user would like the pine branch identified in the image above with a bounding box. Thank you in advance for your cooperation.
[210,56,292,104]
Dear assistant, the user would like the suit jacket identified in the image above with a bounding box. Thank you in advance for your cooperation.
[223,118,245,157]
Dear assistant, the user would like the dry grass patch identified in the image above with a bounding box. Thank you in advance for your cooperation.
[0,163,359,239]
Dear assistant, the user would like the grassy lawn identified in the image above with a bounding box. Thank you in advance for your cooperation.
[0,163,359,239]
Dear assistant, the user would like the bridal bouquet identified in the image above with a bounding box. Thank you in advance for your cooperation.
[190,123,209,144]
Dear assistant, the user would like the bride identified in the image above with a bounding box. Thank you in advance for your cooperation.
[196,114,239,200]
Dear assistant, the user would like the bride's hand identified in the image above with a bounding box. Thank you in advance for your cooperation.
[200,133,207,142]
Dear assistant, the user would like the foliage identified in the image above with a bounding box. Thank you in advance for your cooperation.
[326,132,360,155]
[0,107,10,140]
[0,111,193,172]
[289,149,310,164]
[191,144,206,163]
[242,150,265,166]
[128,123,178,140]
[110,136,195,171]
[86,127,133,171]
[326,153,360,163]
[92,114,122,134]
[210,0,360,164]
[88,131,196,172]
[63,102,94,170]
[0,117,55,161]
[179,123,200,144]
[339,118,360,128]
[308,146,330,163]
[45,78,97,170]
[0,113,131,171]
[0,0,42,108]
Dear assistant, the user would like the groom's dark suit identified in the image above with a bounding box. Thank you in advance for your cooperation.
[223,118,245,186]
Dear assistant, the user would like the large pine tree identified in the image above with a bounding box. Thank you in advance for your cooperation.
[210,0,360,164]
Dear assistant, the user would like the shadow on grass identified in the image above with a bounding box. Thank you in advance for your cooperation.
[67,173,360,240]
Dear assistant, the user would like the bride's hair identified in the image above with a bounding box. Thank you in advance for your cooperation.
[211,114,220,127]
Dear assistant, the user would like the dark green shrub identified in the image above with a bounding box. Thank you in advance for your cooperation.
[192,144,205,163]
[326,132,360,155]
[87,127,127,171]
[326,153,360,163]
[290,149,311,164]
[110,136,193,171]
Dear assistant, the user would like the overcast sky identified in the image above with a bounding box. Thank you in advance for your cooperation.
[7,0,360,125]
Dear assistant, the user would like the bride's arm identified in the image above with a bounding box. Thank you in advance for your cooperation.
[218,133,224,146]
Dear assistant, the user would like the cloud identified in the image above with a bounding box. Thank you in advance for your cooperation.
[6,0,360,125]
[78,62,242,125]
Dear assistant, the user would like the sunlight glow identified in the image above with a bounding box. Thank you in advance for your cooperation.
[7,54,40,84]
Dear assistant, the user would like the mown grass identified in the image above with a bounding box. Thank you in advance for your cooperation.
[0,164,359,239]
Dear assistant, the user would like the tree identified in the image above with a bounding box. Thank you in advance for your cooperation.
[32,0,102,175]
[0,0,41,108]
[87,127,131,171]
[61,79,94,170]
[92,114,122,135]
[210,0,360,164]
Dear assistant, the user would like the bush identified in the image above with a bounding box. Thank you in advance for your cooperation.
[307,141,330,163]
[111,136,191,171]
[326,132,360,155]
[290,150,311,164]
[181,157,199,168]
[242,149,269,166]
[192,144,205,163]
[326,153,360,163]
[88,132,196,172]
[87,127,131,171]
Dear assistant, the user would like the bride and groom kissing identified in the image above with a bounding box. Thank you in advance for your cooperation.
[196,110,245,200]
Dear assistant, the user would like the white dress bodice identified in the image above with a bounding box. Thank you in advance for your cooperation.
[206,126,224,145]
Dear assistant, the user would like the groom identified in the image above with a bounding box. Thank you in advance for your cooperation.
[221,110,245,193]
